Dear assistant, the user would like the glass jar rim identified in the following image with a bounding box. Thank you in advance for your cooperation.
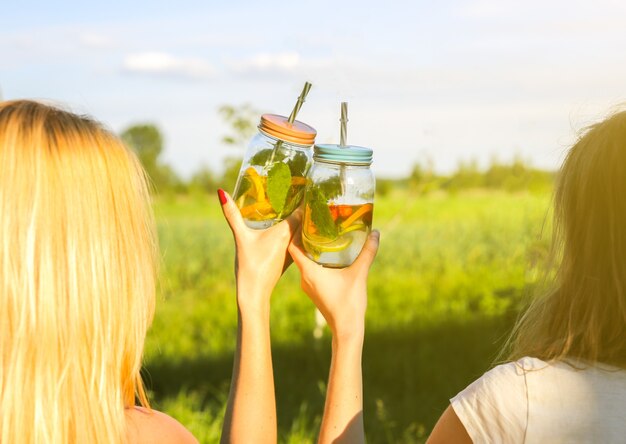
[313,143,373,165]
[311,157,372,167]
[258,127,314,148]
[258,113,316,146]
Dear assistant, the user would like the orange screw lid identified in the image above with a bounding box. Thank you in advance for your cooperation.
[259,113,316,146]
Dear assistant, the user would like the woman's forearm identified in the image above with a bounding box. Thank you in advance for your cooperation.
[221,287,276,444]
[318,332,365,444]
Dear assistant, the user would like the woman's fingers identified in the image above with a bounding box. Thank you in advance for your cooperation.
[268,206,303,240]
[351,230,380,273]
[284,207,303,239]
[217,189,247,239]
[281,253,294,275]
[288,230,312,271]
[260,208,302,275]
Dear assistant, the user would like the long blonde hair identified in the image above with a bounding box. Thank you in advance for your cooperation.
[0,100,158,443]
[508,110,626,369]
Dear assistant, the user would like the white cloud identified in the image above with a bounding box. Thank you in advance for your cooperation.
[457,0,524,19]
[80,33,116,49]
[456,0,626,33]
[228,51,301,74]
[122,52,216,80]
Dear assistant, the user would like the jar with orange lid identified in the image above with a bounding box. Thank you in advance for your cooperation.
[232,113,316,229]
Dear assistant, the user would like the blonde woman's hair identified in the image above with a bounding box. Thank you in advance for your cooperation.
[507,110,626,369]
[0,100,158,443]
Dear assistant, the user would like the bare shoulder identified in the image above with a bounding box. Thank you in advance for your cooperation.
[427,405,472,444]
[125,407,199,444]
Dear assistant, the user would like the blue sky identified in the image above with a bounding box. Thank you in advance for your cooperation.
[3,0,626,178]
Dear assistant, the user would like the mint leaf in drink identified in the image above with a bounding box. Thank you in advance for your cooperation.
[318,175,342,200]
[282,186,305,216]
[249,148,286,166]
[267,162,291,214]
[305,176,342,239]
[249,149,272,165]
[309,187,338,240]
[289,151,309,177]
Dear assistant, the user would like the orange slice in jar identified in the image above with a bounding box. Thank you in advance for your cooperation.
[338,205,353,219]
[245,167,266,202]
[339,203,373,230]
[240,200,275,220]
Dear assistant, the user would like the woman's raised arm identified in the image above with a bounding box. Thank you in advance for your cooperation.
[218,189,301,444]
[288,229,380,443]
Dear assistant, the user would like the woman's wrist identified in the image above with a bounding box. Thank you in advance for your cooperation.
[331,322,365,349]
[236,280,272,320]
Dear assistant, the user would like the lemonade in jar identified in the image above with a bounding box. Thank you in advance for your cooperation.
[302,102,376,268]
[232,83,316,229]
[302,105,374,268]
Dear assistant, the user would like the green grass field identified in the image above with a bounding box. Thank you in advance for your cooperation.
[144,189,552,443]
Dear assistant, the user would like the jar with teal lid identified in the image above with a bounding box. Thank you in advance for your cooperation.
[302,143,375,268]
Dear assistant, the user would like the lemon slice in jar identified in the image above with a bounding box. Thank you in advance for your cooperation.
[338,223,367,236]
[303,233,352,253]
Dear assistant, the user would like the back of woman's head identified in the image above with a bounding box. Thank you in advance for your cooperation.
[510,110,626,368]
[0,100,157,443]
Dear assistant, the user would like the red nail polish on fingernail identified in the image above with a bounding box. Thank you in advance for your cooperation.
[217,189,227,205]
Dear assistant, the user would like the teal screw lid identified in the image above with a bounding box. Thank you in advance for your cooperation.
[313,144,373,165]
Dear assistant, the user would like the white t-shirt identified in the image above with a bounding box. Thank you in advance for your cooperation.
[451,357,626,443]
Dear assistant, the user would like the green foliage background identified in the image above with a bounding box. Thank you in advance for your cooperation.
[143,189,552,443]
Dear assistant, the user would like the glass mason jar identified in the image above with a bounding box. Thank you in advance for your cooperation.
[302,144,375,268]
[232,114,316,229]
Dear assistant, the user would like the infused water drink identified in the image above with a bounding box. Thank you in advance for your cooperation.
[235,167,307,222]
[303,202,373,268]
[302,143,375,268]
[232,113,316,229]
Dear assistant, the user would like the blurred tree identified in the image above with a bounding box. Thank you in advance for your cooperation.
[216,103,262,190]
[189,165,218,194]
[409,157,437,195]
[444,159,482,192]
[439,155,554,193]
[121,124,182,193]
[121,124,162,173]
[376,178,394,197]
[159,164,187,194]
[218,104,259,148]
[410,163,424,185]
[220,156,243,191]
